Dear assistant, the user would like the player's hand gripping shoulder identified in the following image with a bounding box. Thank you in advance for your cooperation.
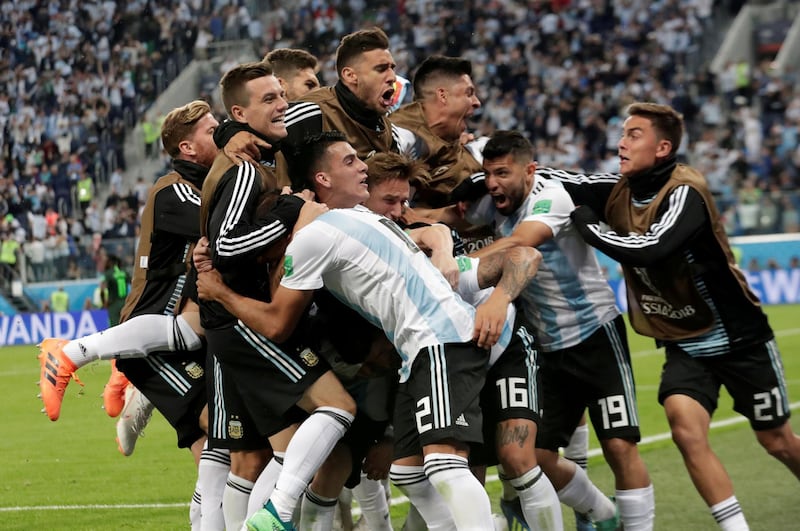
[224,131,272,166]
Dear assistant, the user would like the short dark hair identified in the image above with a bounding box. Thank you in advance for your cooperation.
[219,61,274,116]
[365,152,429,189]
[625,102,684,156]
[292,130,349,190]
[483,130,535,165]
[264,48,318,78]
[335,27,390,76]
[412,56,472,100]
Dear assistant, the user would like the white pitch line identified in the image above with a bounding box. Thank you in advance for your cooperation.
[5,401,799,514]
[0,503,187,512]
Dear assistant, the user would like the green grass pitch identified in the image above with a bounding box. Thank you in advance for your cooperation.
[2,305,799,529]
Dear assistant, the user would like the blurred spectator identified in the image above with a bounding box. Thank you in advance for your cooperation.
[25,236,47,282]
[99,254,131,326]
[782,197,800,233]
[50,285,69,313]
[75,171,95,214]
[0,231,21,285]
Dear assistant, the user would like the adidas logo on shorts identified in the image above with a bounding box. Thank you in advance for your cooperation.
[455,413,469,427]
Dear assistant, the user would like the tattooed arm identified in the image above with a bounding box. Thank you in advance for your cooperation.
[472,246,541,348]
[476,246,542,296]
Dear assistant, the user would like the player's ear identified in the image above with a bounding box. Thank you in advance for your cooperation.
[656,139,673,158]
[436,86,447,105]
[341,66,357,86]
[230,104,246,122]
[178,139,195,158]
[314,171,330,189]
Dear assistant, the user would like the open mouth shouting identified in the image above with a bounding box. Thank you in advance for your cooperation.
[379,87,396,109]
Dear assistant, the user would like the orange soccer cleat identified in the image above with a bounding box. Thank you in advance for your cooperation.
[38,338,83,421]
[103,360,131,418]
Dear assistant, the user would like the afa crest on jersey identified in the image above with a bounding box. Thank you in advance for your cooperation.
[299,348,319,367]
[185,362,204,379]
[228,419,243,439]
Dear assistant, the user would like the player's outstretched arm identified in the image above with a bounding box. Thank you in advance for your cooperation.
[196,269,313,343]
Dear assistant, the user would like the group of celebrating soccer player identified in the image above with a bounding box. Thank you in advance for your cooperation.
[38,27,800,531]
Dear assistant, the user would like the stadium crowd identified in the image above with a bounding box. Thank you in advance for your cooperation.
[2,0,800,288]
[0,0,208,283]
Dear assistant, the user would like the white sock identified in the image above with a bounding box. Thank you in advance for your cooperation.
[423,453,494,530]
[247,453,284,520]
[496,465,517,501]
[510,465,563,531]
[190,481,202,531]
[352,475,392,530]
[223,472,253,531]
[62,314,202,367]
[269,407,353,522]
[390,464,455,530]
[556,465,615,521]
[563,423,589,469]
[402,503,428,531]
[300,488,337,530]
[711,496,749,531]
[199,445,230,531]
[616,484,655,531]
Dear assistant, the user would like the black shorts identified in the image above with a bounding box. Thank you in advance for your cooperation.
[205,323,329,450]
[536,315,642,450]
[116,350,207,449]
[473,318,542,466]
[393,342,488,460]
[659,338,791,430]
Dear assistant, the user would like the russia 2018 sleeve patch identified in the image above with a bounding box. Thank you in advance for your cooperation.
[532,199,552,215]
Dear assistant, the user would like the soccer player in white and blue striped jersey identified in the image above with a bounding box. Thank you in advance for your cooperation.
[469,131,655,531]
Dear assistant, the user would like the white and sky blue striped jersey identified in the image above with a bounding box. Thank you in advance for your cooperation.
[470,178,620,351]
[281,205,476,383]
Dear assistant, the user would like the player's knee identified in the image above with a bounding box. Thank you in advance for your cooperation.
[230,449,270,480]
[600,437,637,465]
[315,391,356,417]
[669,424,706,454]
[756,425,800,463]
[335,392,357,416]
[497,447,536,476]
